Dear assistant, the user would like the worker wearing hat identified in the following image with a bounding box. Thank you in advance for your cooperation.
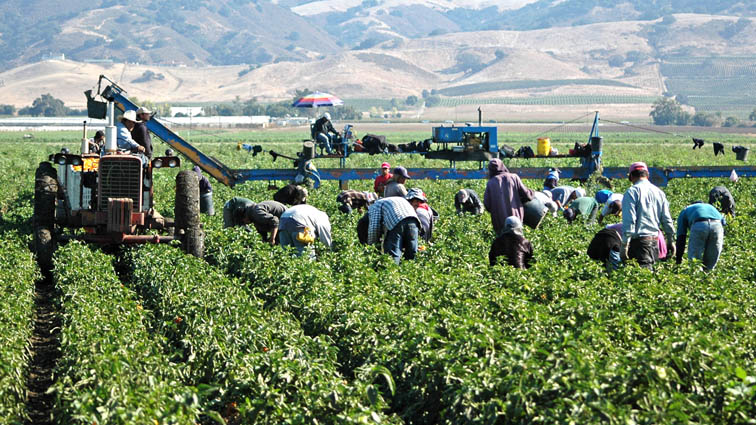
[455,188,483,215]
[374,162,392,197]
[620,162,675,269]
[131,106,153,158]
[383,166,410,198]
[563,196,599,224]
[113,110,145,154]
[406,188,437,242]
[595,189,624,224]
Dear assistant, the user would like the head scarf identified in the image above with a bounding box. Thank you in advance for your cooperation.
[503,216,524,236]
[456,189,469,204]
[595,189,612,204]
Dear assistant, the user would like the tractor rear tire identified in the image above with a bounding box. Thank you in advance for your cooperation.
[34,162,58,270]
[175,170,204,258]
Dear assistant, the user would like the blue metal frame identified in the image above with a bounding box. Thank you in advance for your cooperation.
[97,78,755,189]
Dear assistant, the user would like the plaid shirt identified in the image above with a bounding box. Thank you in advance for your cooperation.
[367,197,419,245]
[337,190,378,209]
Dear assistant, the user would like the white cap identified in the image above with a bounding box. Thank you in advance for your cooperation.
[136,106,152,115]
[323,112,331,120]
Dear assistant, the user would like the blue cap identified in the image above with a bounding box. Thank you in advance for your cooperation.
[595,189,613,204]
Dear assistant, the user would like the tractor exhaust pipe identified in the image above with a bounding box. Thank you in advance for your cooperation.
[80,120,89,154]
[105,101,117,153]
[478,107,482,127]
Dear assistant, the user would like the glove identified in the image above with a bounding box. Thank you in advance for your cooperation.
[620,241,629,262]
[667,239,676,262]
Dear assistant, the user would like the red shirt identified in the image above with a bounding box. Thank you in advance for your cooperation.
[374,173,392,193]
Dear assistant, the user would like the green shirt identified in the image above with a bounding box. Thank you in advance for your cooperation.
[571,197,598,217]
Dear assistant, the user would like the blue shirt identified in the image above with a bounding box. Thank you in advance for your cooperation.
[116,122,140,151]
[676,203,724,239]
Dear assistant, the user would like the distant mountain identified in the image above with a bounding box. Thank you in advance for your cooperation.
[1,0,754,70]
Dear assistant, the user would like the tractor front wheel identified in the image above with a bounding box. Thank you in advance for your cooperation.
[174,170,204,258]
[34,162,58,270]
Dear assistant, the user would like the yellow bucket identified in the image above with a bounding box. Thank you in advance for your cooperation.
[537,137,551,156]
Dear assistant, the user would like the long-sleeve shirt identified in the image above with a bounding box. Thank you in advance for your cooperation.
[484,173,534,235]
[708,186,735,215]
[455,189,483,214]
[533,191,557,213]
[415,204,436,241]
[600,193,623,217]
[279,204,332,248]
[549,186,580,206]
[130,122,153,158]
[676,203,724,240]
[489,233,533,268]
[383,181,408,198]
[571,197,599,220]
[224,197,255,227]
[337,190,378,209]
[621,179,675,245]
[115,122,140,151]
[251,201,286,230]
[367,197,419,245]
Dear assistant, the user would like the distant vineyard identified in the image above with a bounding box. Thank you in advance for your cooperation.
[437,79,636,96]
[661,57,756,119]
[436,95,657,107]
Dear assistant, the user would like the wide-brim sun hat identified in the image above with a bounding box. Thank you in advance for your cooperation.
[405,188,427,202]
[121,110,140,123]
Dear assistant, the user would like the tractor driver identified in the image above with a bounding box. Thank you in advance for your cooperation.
[110,110,146,159]
[313,112,337,154]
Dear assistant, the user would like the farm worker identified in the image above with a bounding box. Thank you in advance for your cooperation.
[374,162,392,197]
[708,186,735,216]
[620,162,676,269]
[489,216,533,268]
[587,226,623,272]
[131,106,153,158]
[533,190,558,217]
[563,196,599,224]
[222,197,255,228]
[548,185,582,210]
[278,204,332,258]
[483,158,534,236]
[675,202,725,270]
[383,166,410,198]
[112,110,146,155]
[313,112,337,154]
[455,188,483,215]
[596,190,623,225]
[337,189,378,214]
[273,184,308,206]
[607,223,667,261]
[248,200,287,245]
[193,166,214,216]
[406,189,438,242]
[543,168,560,190]
[86,130,105,154]
[367,197,420,264]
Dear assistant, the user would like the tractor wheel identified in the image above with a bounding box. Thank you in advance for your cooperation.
[174,170,203,258]
[34,162,58,270]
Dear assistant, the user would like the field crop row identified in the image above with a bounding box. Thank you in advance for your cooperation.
[124,243,398,424]
[436,95,657,107]
[0,235,38,424]
[52,242,201,424]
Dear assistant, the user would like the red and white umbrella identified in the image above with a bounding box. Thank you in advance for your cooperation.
[292,92,344,108]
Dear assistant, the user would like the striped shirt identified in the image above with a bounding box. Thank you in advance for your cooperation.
[337,190,378,209]
[367,197,419,245]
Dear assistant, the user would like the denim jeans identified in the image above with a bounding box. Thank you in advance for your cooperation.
[606,249,622,272]
[383,218,419,264]
[316,133,333,154]
[688,219,724,270]
[279,229,315,259]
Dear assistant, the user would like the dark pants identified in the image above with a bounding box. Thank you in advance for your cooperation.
[629,237,659,269]
[383,217,418,265]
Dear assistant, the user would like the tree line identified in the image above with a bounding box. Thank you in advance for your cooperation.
[649,97,756,127]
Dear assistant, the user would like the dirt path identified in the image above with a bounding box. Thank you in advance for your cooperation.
[24,271,61,425]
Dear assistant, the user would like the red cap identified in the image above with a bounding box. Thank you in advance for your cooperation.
[381,162,390,169]
[629,162,648,173]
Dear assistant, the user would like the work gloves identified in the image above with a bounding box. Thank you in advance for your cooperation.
[713,142,725,156]
[692,137,704,149]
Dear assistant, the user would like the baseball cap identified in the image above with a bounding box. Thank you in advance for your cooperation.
[629,162,648,173]
[381,162,390,169]
[393,166,410,179]
[595,189,613,204]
